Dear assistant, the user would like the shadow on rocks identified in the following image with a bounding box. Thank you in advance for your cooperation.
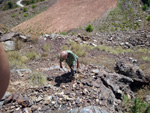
[55,72,75,87]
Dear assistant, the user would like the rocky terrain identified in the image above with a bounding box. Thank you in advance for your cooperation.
[0,30,150,112]
[0,0,150,113]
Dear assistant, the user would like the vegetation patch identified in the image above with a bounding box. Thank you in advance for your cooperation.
[22,0,45,6]
[60,32,67,35]
[99,0,145,32]
[95,45,133,55]
[7,51,28,69]
[62,41,87,57]
[42,44,50,52]
[30,71,46,86]
[26,51,39,60]
[86,25,94,32]
[2,1,18,10]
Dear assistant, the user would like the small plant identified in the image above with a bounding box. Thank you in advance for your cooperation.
[71,32,75,35]
[147,16,150,22]
[86,25,94,32]
[30,71,46,86]
[7,51,28,69]
[26,51,39,60]
[131,98,150,113]
[11,14,16,17]
[22,7,28,12]
[60,32,67,35]
[32,4,36,8]
[24,13,28,17]
[8,1,13,9]
[62,41,86,57]
[142,4,148,11]
[42,44,50,52]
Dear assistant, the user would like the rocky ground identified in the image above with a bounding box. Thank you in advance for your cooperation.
[0,30,150,113]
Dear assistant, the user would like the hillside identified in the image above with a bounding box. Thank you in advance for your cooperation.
[0,0,150,113]
[11,0,117,35]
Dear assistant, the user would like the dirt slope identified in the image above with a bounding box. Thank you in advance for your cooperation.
[12,0,117,35]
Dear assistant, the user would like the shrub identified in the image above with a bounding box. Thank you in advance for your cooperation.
[60,32,67,35]
[131,98,150,113]
[32,4,36,8]
[11,14,16,17]
[86,25,94,32]
[142,4,148,11]
[22,7,28,12]
[42,44,50,52]
[7,51,28,69]
[26,51,39,60]
[8,1,13,9]
[147,16,150,21]
[62,41,86,57]
[30,71,46,86]
[24,13,27,17]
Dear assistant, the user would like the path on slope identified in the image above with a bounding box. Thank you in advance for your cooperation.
[12,0,117,35]
[16,0,24,7]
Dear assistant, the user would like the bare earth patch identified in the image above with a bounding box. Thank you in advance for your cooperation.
[12,0,117,35]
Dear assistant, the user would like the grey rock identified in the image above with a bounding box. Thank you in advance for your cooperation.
[1,92,11,101]
[15,69,32,77]
[90,43,97,47]
[0,31,3,35]
[19,35,27,42]
[0,32,15,41]
[36,96,43,103]
[68,106,108,113]
[91,69,99,75]
[145,95,150,103]
[2,41,16,51]
[115,61,146,82]
[50,33,56,39]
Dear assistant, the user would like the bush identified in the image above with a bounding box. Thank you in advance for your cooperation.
[7,51,28,69]
[142,4,148,11]
[131,98,150,113]
[32,4,36,8]
[8,1,13,9]
[26,51,39,60]
[42,44,50,52]
[24,13,27,17]
[86,25,94,32]
[30,71,46,86]
[147,16,150,21]
[60,32,67,35]
[22,7,28,12]
[62,41,86,57]
[11,14,16,17]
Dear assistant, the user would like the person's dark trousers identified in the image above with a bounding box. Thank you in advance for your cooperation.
[70,65,76,76]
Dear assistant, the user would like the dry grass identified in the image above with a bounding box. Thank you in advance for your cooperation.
[62,41,87,57]
[30,71,47,86]
[6,51,28,69]
[96,45,133,55]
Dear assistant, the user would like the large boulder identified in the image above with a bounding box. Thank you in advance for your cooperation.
[2,41,15,51]
[0,32,15,42]
[115,61,147,83]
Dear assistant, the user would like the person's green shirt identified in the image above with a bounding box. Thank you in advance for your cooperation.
[60,50,78,67]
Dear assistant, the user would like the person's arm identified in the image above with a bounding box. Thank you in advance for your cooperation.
[0,43,10,100]
[77,59,79,69]
[60,59,63,68]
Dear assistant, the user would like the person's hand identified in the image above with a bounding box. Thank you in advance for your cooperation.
[76,68,80,73]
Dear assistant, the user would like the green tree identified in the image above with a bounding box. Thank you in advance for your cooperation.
[8,1,13,9]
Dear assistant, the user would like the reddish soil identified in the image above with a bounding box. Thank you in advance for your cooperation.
[12,0,117,35]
